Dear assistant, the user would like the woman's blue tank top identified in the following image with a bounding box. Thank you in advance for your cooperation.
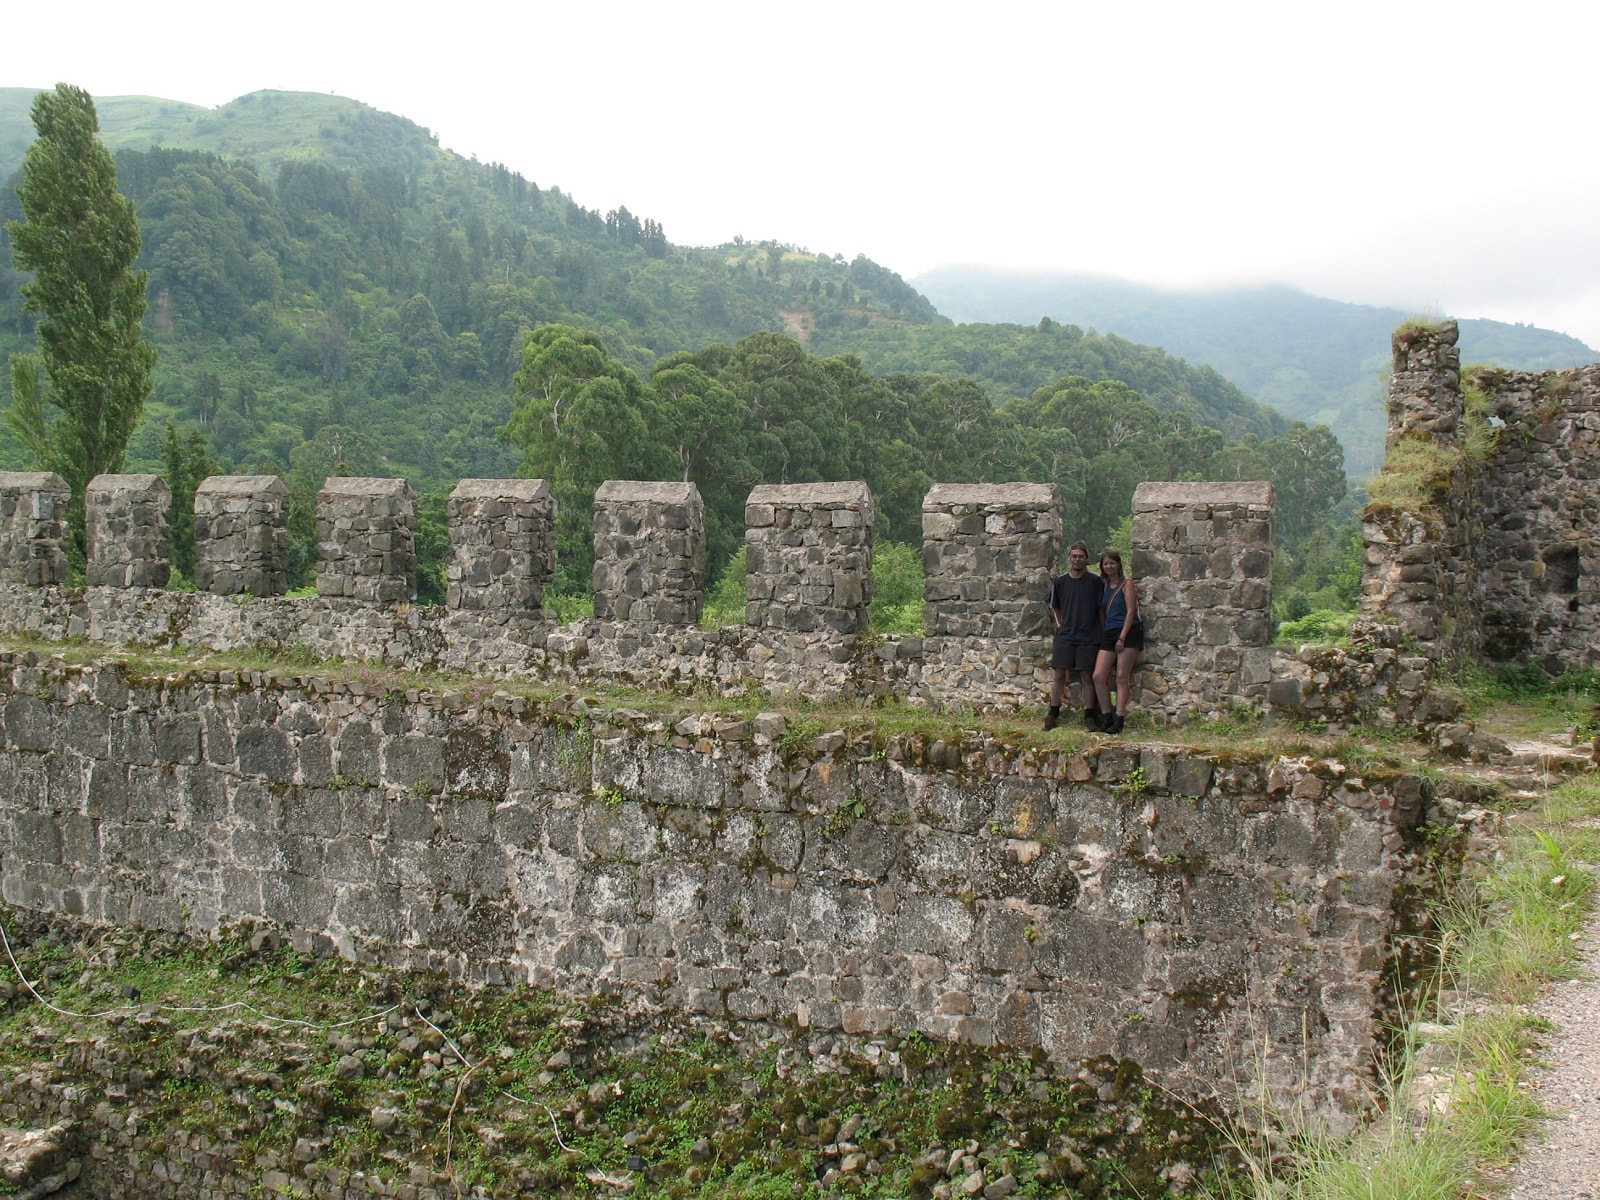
[1102,580,1137,630]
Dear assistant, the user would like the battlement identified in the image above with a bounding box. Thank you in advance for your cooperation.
[0,472,1312,722]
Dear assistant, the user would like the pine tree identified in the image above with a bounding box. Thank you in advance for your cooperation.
[6,83,157,540]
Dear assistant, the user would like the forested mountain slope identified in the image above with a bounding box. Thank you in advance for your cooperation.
[0,87,1346,604]
[913,266,1599,477]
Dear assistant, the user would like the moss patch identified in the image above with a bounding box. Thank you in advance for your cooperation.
[0,912,1233,1198]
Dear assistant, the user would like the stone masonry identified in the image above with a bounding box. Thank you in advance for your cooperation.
[1131,481,1275,724]
[1471,363,1600,669]
[0,468,1481,729]
[1365,320,1600,671]
[0,472,70,587]
[1386,319,1463,446]
[1360,321,1474,657]
[745,482,873,633]
[922,483,1060,638]
[84,475,171,590]
[316,478,416,604]
[0,474,1295,720]
[0,650,1445,1119]
[592,480,705,624]
[193,475,289,597]
[445,478,555,614]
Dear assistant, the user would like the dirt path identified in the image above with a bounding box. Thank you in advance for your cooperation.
[1501,880,1600,1198]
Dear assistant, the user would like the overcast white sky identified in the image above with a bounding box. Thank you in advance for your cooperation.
[9,0,1600,347]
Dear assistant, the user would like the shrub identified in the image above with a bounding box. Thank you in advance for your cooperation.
[1277,609,1353,644]
[871,541,923,634]
[701,545,747,628]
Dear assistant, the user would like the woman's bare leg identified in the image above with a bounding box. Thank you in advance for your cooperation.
[1093,651,1115,714]
[1114,648,1140,714]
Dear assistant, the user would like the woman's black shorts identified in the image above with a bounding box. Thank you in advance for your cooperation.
[1101,624,1144,652]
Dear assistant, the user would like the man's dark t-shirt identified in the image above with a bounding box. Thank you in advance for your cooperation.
[1049,571,1102,644]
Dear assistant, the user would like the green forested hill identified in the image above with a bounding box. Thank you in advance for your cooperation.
[912,266,1600,478]
[811,317,1281,443]
[1,87,1348,608]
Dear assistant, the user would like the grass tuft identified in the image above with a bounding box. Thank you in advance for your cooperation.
[1363,436,1456,518]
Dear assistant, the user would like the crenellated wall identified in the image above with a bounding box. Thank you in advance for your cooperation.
[0,650,1444,1116]
[0,457,1494,725]
[0,473,1302,722]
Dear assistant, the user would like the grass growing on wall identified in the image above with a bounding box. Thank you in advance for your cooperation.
[1362,436,1456,519]
[1452,664,1600,742]
[1459,377,1502,464]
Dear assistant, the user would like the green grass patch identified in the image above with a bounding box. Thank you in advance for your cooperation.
[544,591,595,623]
[1450,664,1600,741]
[1362,435,1456,519]
[1459,379,1502,464]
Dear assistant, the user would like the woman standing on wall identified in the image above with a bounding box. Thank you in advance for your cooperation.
[1092,550,1142,735]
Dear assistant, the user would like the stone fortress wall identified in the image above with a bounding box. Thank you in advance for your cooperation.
[11,321,1582,732]
[0,473,1299,725]
[1362,320,1600,671]
[0,648,1439,1119]
[1,322,1586,1148]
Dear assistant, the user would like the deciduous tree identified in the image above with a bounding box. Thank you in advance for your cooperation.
[6,84,156,539]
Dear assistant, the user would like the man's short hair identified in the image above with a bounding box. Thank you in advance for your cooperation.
[1069,540,1090,555]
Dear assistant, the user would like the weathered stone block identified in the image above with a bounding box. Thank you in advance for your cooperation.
[745,482,873,633]
[316,478,416,604]
[86,474,171,588]
[447,478,554,613]
[592,480,705,624]
[194,475,289,596]
[0,471,71,586]
[921,483,1061,639]
[1130,481,1275,723]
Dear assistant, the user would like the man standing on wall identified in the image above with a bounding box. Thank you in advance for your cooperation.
[1045,541,1103,731]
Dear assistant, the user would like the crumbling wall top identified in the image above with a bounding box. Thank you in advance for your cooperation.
[196,475,288,500]
[1134,481,1274,510]
[1392,318,1460,373]
[451,478,551,503]
[596,480,699,505]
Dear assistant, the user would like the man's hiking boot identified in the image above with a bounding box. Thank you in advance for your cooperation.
[1082,707,1101,732]
[1043,707,1060,731]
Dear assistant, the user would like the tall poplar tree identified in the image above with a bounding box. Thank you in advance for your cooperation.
[6,83,156,539]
